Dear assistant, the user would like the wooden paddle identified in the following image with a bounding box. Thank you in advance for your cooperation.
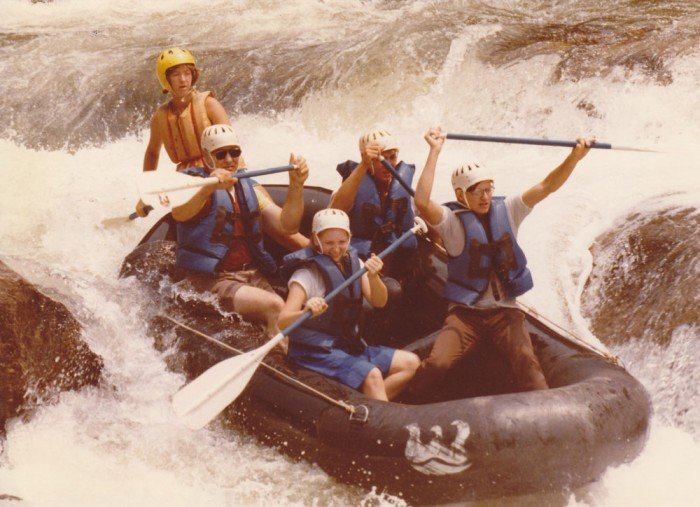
[171,218,429,430]
[445,133,661,153]
[101,165,295,228]
[100,206,154,228]
[139,165,296,208]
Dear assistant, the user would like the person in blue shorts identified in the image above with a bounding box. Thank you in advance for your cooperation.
[278,209,420,400]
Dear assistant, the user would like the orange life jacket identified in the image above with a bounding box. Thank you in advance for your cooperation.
[159,90,213,170]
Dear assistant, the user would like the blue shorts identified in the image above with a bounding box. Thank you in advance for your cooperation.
[289,330,395,390]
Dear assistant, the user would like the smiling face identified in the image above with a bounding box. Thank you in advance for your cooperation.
[315,228,350,263]
[210,145,242,172]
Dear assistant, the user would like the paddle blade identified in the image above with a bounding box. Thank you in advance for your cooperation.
[100,206,153,229]
[139,171,216,208]
[172,334,284,429]
[100,215,132,228]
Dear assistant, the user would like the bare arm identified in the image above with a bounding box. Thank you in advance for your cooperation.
[360,254,387,308]
[278,283,329,329]
[328,142,382,211]
[522,137,594,208]
[278,283,310,329]
[171,170,235,222]
[328,161,369,211]
[143,112,164,172]
[415,128,446,225]
[204,96,230,125]
[277,153,309,233]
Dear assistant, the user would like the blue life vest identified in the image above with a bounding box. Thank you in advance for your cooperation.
[281,246,363,347]
[336,160,417,257]
[443,197,533,306]
[175,167,277,276]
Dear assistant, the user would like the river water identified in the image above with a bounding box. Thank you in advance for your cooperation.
[0,1,698,505]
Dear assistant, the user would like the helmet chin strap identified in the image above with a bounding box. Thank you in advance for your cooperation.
[456,190,471,210]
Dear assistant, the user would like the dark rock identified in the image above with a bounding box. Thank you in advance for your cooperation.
[0,260,103,429]
[582,206,699,345]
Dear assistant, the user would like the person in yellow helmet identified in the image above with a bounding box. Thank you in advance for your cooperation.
[135,47,232,217]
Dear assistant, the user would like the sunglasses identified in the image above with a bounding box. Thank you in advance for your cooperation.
[213,147,242,160]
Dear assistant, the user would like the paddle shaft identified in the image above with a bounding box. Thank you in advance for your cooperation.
[378,157,415,196]
[148,165,296,193]
[446,133,612,150]
[280,224,422,336]
[170,219,426,428]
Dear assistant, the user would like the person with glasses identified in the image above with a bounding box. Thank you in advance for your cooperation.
[172,124,309,343]
[135,47,236,217]
[409,126,595,397]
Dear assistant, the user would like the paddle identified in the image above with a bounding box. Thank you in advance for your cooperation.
[446,133,661,153]
[100,205,153,228]
[140,164,296,208]
[171,217,429,430]
[378,156,415,196]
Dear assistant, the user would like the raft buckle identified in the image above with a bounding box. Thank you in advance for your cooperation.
[349,404,369,424]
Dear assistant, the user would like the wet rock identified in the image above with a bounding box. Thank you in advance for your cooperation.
[582,207,699,345]
[0,260,103,430]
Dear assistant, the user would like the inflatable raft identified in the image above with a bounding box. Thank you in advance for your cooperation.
[123,185,651,504]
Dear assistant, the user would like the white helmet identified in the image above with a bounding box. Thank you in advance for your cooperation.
[201,124,240,167]
[359,129,398,152]
[451,163,494,194]
[312,208,351,242]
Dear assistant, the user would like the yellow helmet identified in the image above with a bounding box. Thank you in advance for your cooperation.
[156,47,197,93]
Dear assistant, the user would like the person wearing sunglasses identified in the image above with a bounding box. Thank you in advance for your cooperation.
[135,47,238,217]
[408,127,595,399]
[171,124,309,343]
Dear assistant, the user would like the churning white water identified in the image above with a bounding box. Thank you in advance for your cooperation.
[1,0,698,505]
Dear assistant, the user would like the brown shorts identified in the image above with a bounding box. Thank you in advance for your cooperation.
[412,306,548,393]
[185,268,275,311]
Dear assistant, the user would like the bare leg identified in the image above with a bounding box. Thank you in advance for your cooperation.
[384,350,420,400]
[360,368,388,401]
[232,286,284,338]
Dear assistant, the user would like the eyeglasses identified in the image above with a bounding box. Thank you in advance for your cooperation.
[468,186,494,198]
[213,147,242,160]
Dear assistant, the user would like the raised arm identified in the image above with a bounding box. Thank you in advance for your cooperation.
[415,127,446,225]
[328,142,382,211]
[277,153,309,234]
[522,137,594,208]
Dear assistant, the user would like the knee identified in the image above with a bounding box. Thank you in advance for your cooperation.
[406,352,421,373]
[363,368,384,391]
[268,294,284,316]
